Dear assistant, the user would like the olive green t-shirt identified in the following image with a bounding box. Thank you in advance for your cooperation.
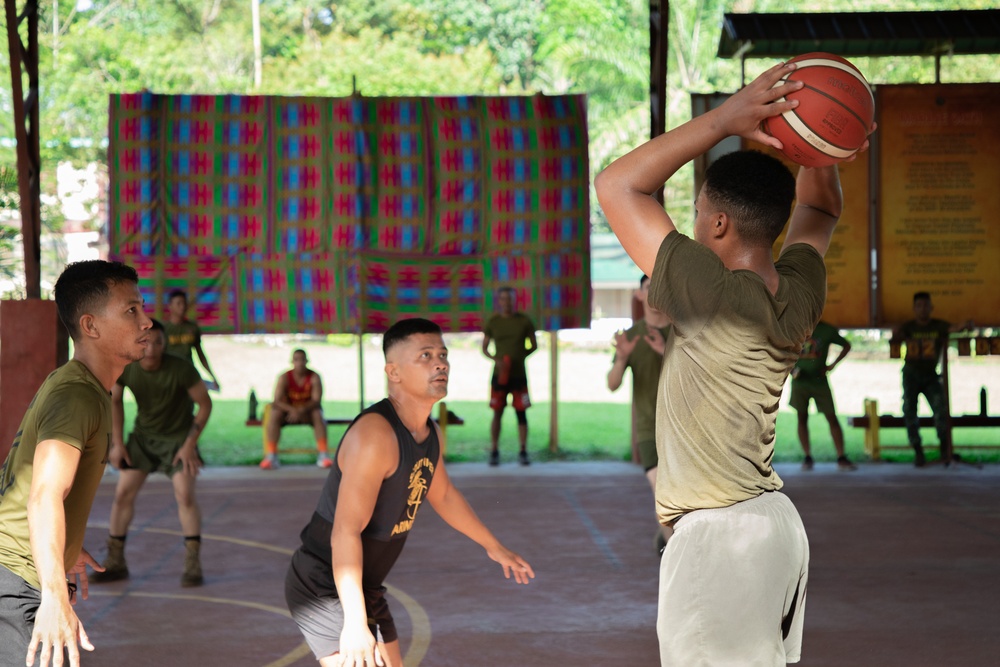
[648,232,826,524]
[0,360,111,590]
[118,355,201,441]
[618,319,670,444]
[163,319,201,364]
[483,313,536,380]
[794,321,848,380]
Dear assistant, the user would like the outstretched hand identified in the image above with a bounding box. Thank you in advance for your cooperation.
[487,544,535,585]
[612,330,639,361]
[644,327,666,356]
[65,548,103,606]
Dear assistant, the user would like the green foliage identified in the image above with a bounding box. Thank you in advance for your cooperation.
[0,0,996,238]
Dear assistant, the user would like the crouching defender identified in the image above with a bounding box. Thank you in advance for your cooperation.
[285,318,534,666]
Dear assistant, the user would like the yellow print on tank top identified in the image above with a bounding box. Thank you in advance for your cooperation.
[391,457,436,536]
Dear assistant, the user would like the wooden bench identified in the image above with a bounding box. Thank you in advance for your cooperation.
[849,397,1000,460]
[246,402,464,457]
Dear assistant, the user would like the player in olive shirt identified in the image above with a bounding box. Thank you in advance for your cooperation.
[91,319,212,587]
[608,274,672,551]
[0,260,151,667]
[890,291,971,466]
[482,287,538,466]
[164,289,220,391]
[598,60,873,665]
[790,320,855,471]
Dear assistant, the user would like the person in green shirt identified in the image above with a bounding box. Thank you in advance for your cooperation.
[164,289,220,391]
[790,321,855,471]
[0,260,152,667]
[608,274,672,552]
[597,60,873,665]
[890,291,971,467]
[91,319,212,587]
[481,287,538,466]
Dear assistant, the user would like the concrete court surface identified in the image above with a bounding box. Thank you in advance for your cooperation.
[73,459,1000,667]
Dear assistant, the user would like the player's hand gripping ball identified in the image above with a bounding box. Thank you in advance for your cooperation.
[764,52,875,167]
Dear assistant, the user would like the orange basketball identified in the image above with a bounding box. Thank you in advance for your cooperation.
[763,52,875,168]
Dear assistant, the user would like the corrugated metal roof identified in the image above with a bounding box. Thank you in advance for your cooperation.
[718,10,1000,59]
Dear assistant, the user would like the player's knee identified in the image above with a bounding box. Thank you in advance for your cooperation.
[515,410,527,425]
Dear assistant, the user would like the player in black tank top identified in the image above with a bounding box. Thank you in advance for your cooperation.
[285,319,534,667]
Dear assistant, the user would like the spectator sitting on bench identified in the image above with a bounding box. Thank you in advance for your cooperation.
[261,349,330,470]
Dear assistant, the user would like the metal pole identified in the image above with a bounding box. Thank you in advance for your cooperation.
[357,333,365,412]
[250,0,262,89]
[549,331,558,452]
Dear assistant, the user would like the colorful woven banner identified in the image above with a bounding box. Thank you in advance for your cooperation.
[108,93,590,333]
[360,253,483,333]
[234,253,352,334]
[116,254,235,331]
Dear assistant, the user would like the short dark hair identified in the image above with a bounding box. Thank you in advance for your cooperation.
[383,318,443,357]
[703,150,796,248]
[54,260,139,340]
[149,318,165,334]
[639,274,649,288]
[913,291,931,303]
[168,289,187,302]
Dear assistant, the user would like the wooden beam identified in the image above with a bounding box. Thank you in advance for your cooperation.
[5,0,41,298]
[649,0,668,204]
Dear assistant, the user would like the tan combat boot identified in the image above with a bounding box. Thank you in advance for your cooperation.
[181,539,204,587]
[90,536,129,582]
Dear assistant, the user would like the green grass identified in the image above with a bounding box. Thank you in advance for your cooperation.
[123,399,1000,467]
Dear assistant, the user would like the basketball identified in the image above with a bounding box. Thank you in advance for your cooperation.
[763,52,874,168]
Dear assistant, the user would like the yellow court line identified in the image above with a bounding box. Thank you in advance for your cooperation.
[87,523,432,665]
[90,589,312,667]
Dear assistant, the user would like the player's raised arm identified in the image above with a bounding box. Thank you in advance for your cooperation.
[426,436,534,584]
[596,61,802,276]
[780,165,843,257]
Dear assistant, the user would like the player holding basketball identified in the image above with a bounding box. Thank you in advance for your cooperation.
[596,60,872,665]
[285,318,533,667]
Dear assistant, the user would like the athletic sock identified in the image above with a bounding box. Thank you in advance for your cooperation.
[317,439,329,454]
[109,534,127,543]
[184,536,201,543]
[264,441,278,455]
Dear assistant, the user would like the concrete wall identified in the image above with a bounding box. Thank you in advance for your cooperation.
[0,300,68,462]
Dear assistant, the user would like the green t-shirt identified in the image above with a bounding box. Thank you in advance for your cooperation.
[118,355,201,441]
[163,319,201,364]
[898,318,951,376]
[0,360,111,590]
[794,321,848,380]
[483,313,536,379]
[648,232,826,524]
[619,319,670,444]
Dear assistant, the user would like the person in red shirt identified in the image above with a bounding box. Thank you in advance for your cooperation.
[261,349,330,470]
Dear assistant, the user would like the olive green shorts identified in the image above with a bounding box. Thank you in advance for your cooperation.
[789,376,836,415]
[123,430,198,477]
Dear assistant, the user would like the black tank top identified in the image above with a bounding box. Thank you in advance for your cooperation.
[298,398,440,590]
